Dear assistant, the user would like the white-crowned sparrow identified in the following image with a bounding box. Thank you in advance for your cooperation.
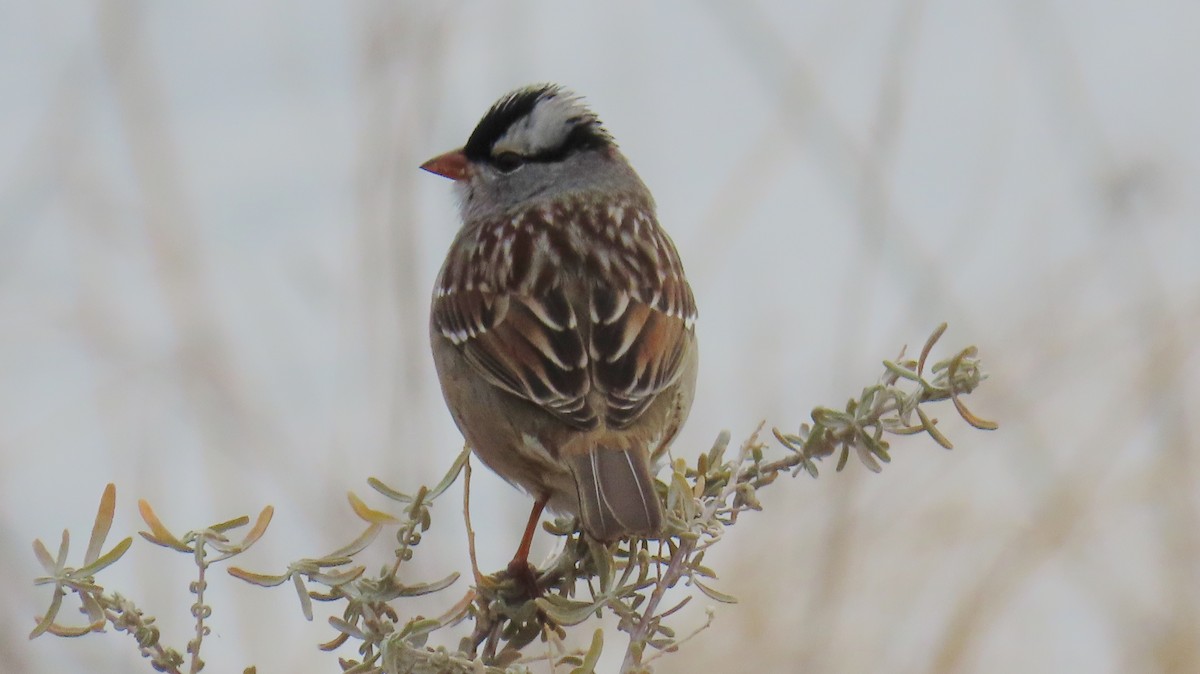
[422,84,697,573]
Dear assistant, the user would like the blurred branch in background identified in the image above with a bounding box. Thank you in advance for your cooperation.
[351,4,450,462]
[96,1,280,464]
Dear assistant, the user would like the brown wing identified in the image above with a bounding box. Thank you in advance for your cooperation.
[589,276,694,428]
[432,285,597,428]
[432,195,695,432]
[586,204,697,429]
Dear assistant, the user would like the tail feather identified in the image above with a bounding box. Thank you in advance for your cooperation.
[571,447,663,541]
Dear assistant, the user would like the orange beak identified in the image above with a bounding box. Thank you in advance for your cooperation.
[420,149,469,181]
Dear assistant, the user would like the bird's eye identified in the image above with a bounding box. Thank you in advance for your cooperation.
[492,151,525,173]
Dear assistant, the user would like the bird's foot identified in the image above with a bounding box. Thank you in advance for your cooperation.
[504,558,543,599]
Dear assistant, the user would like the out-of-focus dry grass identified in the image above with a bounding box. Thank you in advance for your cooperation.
[4,2,1197,673]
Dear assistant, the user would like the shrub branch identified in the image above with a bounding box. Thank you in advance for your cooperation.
[30,323,995,674]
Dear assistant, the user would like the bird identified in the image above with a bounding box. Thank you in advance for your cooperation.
[421,84,698,577]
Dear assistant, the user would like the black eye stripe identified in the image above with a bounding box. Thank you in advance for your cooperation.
[487,124,611,170]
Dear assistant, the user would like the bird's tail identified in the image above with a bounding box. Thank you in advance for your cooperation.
[570,446,663,542]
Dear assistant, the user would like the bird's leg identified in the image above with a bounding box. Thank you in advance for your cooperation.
[505,495,548,596]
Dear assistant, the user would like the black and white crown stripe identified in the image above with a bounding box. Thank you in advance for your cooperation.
[463,84,613,166]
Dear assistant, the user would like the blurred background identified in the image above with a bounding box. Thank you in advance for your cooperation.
[4,2,1198,672]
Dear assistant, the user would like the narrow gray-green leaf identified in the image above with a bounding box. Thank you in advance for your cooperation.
[366,477,411,503]
[293,573,313,621]
[569,628,604,674]
[28,587,64,639]
[73,537,132,578]
[427,447,469,501]
[324,523,381,559]
[397,571,459,597]
[535,595,602,626]
[32,539,56,575]
[692,577,738,604]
